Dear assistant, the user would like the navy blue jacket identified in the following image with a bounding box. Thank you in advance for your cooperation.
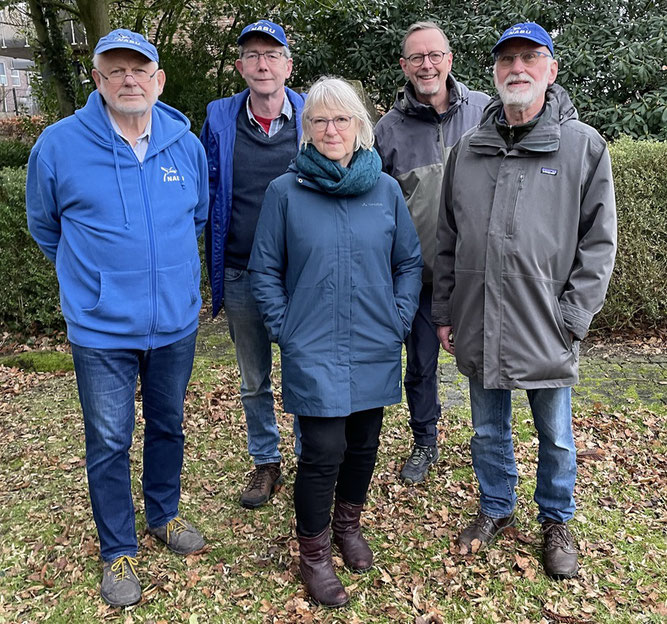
[248,164,423,417]
[199,87,307,316]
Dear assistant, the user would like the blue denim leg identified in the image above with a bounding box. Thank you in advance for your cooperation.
[224,268,281,465]
[140,330,197,528]
[468,378,517,518]
[404,284,442,446]
[527,387,576,523]
[71,344,140,562]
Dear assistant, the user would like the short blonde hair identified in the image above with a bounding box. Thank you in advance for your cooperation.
[300,76,374,152]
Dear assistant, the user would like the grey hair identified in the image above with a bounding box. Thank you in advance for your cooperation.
[238,39,291,60]
[300,76,374,152]
[401,21,450,57]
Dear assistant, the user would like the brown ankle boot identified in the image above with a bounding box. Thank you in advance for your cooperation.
[298,527,349,607]
[332,498,373,572]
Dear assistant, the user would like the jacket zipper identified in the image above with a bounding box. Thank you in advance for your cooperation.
[139,163,158,348]
[506,172,524,236]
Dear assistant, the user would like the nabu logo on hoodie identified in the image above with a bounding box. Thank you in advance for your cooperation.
[161,166,183,183]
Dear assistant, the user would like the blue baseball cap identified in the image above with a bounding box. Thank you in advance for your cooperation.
[237,20,289,48]
[492,22,554,56]
[94,29,159,63]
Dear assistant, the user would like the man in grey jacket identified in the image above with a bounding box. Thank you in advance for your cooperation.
[374,21,489,485]
[432,22,616,579]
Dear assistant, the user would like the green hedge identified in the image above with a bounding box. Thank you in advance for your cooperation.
[0,139,31,167]
[594,137,667,330]
[0,167,62,332]
[1,138,665,335]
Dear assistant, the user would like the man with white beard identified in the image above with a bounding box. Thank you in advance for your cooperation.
[432,22,617,580]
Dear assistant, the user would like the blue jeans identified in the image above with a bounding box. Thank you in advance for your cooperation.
[404,284,441,447]
[71,330,197,562]
[468,378,576,524]
[224,268,301,464]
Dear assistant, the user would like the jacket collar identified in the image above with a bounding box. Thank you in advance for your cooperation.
[395,74,465,121]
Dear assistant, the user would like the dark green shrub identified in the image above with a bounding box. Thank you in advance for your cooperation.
[593,137,667,330]
[0,139,31,167]
[0,167,63,332]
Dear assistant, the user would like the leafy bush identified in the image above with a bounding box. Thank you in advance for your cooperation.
[0,167,63,332]
[593,137,667,330]
[0,139,31,167]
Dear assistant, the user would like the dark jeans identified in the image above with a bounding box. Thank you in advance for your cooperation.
[71,330,197,561]
[404,284,441,446]
[294,407,384,536]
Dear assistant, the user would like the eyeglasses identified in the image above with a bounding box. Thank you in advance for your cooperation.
[404,50,450,67]
[494,51,553,68]
[241,51,286,64]
[96,68,159,85]
[310,116,352,132]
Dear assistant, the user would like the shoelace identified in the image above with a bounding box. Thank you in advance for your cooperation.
[165,516,189,543]
[471,512,495,532]
[543,522,572,548]
[247,466,274,490]
[409,446,431,465]
[110,555,138,582]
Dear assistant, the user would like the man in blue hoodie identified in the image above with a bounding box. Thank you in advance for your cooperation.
[26,29,209,607]
[200,20,306,510]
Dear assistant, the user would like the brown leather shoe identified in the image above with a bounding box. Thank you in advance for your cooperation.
[298,527,350,608]
[239,463,282,509]
[332,498,373,571]
[542,520,578,579]
[457,510,516,550]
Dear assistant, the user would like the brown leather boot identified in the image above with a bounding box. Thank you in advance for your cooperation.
[298,527,349,607]
[332,498,373,571]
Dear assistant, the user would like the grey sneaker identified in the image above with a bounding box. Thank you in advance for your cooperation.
[147,516,205,555]
[100,555,141,607]
[400,444,439,484]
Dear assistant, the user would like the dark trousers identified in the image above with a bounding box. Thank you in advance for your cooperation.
[404,284,442,446]
[294,407,384,536]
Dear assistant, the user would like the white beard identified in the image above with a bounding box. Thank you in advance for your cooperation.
[495,70,549,111]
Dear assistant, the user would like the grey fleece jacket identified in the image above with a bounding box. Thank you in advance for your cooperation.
[432,84,617,389]
[374,76,490,284]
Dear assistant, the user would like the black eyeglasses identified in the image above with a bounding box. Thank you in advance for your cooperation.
[96,68,159,84]
[494,51,552,68]
[403,50,450,67]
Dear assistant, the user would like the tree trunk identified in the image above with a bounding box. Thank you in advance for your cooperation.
[27,0,76,117]
[75,0,110,50]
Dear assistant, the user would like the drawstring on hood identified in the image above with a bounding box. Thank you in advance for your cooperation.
[110,128,131,228]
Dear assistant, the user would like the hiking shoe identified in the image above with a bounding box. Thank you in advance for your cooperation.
[457,510,516,550]
[240,462,283,509]
[147,516,205,555]
[400,444,439,484]
[542,520,578,579]
[100,555,141,607]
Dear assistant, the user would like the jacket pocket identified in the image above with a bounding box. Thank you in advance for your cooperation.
[80,269,152,335]
[552,297,574,350]
[505,171,525,236]
[156,259,201,333]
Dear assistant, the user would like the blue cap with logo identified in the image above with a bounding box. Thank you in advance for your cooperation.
[492,22,554,56]
[94,28,159,63]
[237,20,289,48]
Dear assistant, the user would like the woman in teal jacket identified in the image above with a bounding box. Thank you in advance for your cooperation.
[249,77,422,607]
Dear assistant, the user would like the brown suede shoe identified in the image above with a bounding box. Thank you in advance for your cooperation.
[332,498,373,571]
[457,510,516,551]
[298,527,350,608]
[542,520,578,579]
[239,463,282,509]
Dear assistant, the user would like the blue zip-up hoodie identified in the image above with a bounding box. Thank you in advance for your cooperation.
[26,89,209,349]
[199,87,307,317]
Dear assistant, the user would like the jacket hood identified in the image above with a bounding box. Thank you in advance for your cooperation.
[393,74,469,121]
[75,89,191,152]
[470,83,578,153]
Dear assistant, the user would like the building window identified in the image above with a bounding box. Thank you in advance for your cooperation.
[0,63,7,86]
[11,69,20,86]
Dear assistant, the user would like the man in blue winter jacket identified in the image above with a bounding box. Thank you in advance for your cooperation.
[200,20,306,510]
[26,29,209,607]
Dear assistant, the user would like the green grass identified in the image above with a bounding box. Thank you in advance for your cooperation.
[1,335,666,623]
